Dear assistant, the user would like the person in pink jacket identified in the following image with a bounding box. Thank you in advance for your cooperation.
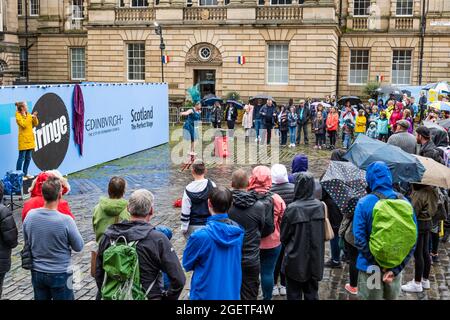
[389,102,404,133]
[248,166,286,300]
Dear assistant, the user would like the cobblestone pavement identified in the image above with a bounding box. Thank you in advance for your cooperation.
[2,131,450,300]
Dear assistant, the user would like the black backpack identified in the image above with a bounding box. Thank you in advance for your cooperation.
[255,192,275,238]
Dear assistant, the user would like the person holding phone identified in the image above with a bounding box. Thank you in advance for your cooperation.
[15,102,39,179]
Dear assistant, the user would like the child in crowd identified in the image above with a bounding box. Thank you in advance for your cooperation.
[355,109,367,137]
[403,109,414,134]
[366,122,377,139]
[288,106,298,148]
[376,111,389,142]
[313,112,326,149]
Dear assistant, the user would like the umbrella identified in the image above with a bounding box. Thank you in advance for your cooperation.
[320,161,367,215]
[437,119,450,130]
[249,94,275,104]
[428,101,450,112]
[201,94,223,106]
[226,100,243,109]
[414,155,450,189]
[422,83,437,91]
[311,101,332,108]
[337,96,362,106]
[423,121,446,132]
[423,82,449,93]
[376,85,402,96]
[401,89,412,97]
[343,134,426,183]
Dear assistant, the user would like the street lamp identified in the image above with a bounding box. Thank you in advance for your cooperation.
[154,22,165,83]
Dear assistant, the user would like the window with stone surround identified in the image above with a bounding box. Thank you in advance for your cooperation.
[20,48,28,78]
[267,44,289,85]
[353,0,370,16]
[392,49,412,85]
[71,48,86,80]
[131,0,149,7]
[199,0,218,5]
[18,0,23,16]
[30,0,39,16]
[396,0,413,16]
[127,43,145,82]
[349,49,369,85]
[271,0,292,5]
[72,0,84,19]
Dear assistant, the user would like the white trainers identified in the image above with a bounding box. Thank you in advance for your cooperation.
[422,279,431,290]
[401,281,423,293]
[272,286,280,297]
[279,286,287,296]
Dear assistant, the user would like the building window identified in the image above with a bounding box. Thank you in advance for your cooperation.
[127,43,145,81]
[396,0,413,16]
[118,0,125,7]
[224,0,230,4]
[71,48,86,80]
[199,47,212,60]
[30,0,39,16]
[258,0,265,5]
[20,48,28,78]
[72,0,83,19]
[353,0,370,16]
[267,44,289,84]
[271,0,292,4]
[349,49,369,85]
[199,0,218,5]
[392,50,412,85]
[131,0,149,6]
[18,0,23,15]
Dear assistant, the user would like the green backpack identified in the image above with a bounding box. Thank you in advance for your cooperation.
[101,236,155,300]
[369,192,417,269]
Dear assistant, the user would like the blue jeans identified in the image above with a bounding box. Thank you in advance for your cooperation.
[16,149,32,176]
[260,245,282,300]
[330,235,341,263]
[289,126,296,145]
[254,119,262,139]
[343,133,352,149]
[31,271,74,300]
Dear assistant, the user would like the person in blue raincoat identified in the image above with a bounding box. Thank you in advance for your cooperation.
[353,161,416,300]
[181,102,202,154]
[182,186,244,300]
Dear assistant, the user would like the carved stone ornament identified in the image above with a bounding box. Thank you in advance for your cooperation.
[201,9,210,20]
[186,43,223,66]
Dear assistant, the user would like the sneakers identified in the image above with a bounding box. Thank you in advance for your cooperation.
[279,286,286,296]
[344,284,358,295]
[272,286,280,297]
[422,279,431,290]
[325,259,342,268]
[401,281,423,293]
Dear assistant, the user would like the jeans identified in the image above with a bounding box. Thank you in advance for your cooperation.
[343,133,352,149]
[31,271,74,300]
[296,122,309,144]
[16,149,32,176]
[260,245,281,300]
[286,276,319,300]
[241,264,260,300]
[254,119,262,139]
[0,272,5,299]
[289,126,296,145]
[330,235,341,263]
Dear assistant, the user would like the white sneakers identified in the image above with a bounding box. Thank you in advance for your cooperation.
[279,286,287,296]
[272,286,280,297]
[288,143,296,148]
[272,285,287,297]
[402,279,431,293]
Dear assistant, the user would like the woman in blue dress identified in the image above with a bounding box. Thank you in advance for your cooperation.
[181,102,202,154]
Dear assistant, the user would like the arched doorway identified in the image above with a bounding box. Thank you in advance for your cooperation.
[185,43,223,99]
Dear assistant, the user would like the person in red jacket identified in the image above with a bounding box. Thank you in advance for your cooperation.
[22,171,74,221]
[326,106,339,149]
[389,102,404,133]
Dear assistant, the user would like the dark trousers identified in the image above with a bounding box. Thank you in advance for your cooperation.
[227,120,235,130]
[345,241,359,288]
[280,130,288,145]
[328,130,337,146]
[296,122,309,144]
[415,231,431,282]
[16,149,32,176]
[430,231,440,255]
[264,123,273,144]
[212,121,221,129]
[330,234,341,262]
[274,245,286,287]
[286,275,319,300]
[0,272,5,299]
[315,133,325,146]
[241,264,260,300]
[378,133,388,142]
[260,245,281,300]
[31,271,74,300]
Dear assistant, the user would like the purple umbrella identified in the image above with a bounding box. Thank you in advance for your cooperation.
[73,84,84,155]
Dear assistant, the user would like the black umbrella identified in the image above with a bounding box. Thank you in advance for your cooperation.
[320,161,367,215]
[226,100,244,109]
[249,94,276,104]
[201,94,223,106]
[376,85,402,95]
[337,96,362,106]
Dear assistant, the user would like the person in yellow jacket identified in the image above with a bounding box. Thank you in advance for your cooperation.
[15,102,39,179]
[355,109,367,136]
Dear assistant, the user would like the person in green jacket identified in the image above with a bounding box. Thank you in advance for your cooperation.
[92,177,130,243]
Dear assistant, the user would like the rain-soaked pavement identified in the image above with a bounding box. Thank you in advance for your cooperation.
[2,128,449,300]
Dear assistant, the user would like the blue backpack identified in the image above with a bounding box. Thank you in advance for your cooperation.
[2,171,24,195]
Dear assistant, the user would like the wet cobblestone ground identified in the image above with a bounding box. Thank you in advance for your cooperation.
[2,128,449,300]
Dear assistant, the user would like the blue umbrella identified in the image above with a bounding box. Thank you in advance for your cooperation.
[201,95,223,106]
[343,134,425,183]
[226,100,243,109]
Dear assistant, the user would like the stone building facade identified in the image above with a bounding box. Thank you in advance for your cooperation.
[1,0,450,104]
